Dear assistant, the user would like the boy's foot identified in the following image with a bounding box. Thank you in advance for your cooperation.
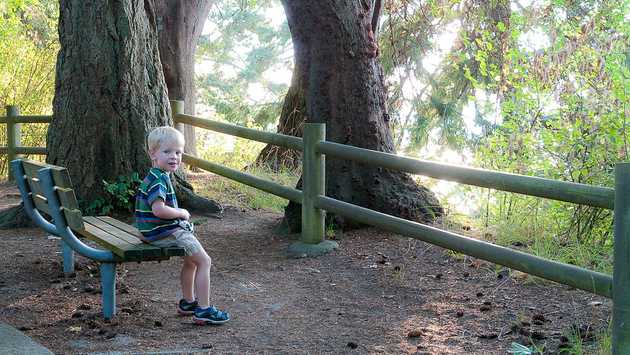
[177,299,198,315]
[193,306,230,325]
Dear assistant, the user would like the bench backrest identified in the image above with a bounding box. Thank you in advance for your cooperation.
[17,159,84,230]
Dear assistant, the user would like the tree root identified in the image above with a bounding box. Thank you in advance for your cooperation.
[173,172,223,217]
[0,204,35,230]
[284,168,443,233]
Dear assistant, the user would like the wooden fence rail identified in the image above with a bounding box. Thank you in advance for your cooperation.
[2,102,628,353]
[170,101,629,354]
[0,106,52,180]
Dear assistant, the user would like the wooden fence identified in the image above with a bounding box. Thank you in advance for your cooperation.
[0,106,50,179]
[2,102,629,353]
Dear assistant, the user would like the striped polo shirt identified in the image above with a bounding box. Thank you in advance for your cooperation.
[134,168,180,241]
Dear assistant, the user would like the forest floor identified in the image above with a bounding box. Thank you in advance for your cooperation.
[0,174,612,354]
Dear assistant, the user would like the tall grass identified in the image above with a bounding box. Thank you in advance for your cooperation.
[191,165,299,212]
[192,132,300,212]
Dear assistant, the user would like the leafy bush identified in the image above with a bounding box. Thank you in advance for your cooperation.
[84,173,142,216]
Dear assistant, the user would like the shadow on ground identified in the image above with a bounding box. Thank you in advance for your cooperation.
[0,175,611,354]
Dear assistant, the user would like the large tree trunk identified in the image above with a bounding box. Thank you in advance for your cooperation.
[155,0,221,214]
[156,0,213,156]
[254,71,305,171]
[282,0,442,232]
[48,0,171,203]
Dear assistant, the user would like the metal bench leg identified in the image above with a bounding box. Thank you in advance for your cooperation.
[61,240,75,274]
[100,262,117,319]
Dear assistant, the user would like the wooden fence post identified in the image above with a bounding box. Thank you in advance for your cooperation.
[302,123,325,244]
[613,162,630,354]
[6,105,21,181]
[287,122,337,257]
[171,100,184,133]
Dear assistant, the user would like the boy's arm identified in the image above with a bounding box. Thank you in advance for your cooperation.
[151,200,190,220]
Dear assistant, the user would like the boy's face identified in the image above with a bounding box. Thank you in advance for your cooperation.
[150,140,184,172]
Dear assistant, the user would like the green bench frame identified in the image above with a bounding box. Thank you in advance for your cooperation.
[12,158,185,319]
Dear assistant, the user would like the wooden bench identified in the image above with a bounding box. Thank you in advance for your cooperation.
[12,158,185,319]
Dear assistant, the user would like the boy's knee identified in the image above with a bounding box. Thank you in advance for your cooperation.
[201,253,212,267]
[192,251,211,267]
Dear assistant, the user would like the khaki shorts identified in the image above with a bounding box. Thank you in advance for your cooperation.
[151,229,203,256]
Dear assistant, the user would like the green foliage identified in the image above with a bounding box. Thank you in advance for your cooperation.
[0,0,58,177]
[196,129,267,169]
[193,129,299,212]
[196,0,290,129]
[468,0,628,273]
[193,164,299,213]
[84,173,142,216]
[596,324,613,354]
[380,0,628,278]
[558,324,610,354]
[0,0,58,111]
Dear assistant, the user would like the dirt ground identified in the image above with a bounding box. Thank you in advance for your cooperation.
[0,178,612,354]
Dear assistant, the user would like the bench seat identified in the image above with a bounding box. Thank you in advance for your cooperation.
[77,216,185,262]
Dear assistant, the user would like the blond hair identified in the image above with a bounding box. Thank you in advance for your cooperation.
[147,126,185,152]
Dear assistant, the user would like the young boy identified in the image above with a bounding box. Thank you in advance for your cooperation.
[135,126,230,325]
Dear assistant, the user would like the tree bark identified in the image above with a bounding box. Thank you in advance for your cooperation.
[155,0,222,215]
[43,0,221,217]
[281,0,442,231]
[254,71,305,171]
[155,0,213,156]
[0,0,220,229]
[48,0,170,203]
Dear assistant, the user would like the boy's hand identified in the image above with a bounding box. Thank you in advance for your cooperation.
[178,208,190,221]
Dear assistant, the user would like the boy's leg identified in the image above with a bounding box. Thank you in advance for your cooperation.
[181,256,197,302]
[150,231,200,310]
[189,249,212,308]
[155,229,224,322]
[190,248,230,325]
[169,229,211,306]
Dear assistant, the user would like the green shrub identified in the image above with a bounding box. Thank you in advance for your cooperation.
[84,172,142,216]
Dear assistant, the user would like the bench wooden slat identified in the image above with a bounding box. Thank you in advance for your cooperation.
[95,216,145,238]
[83,216,144,246]
[26,176,45,198]
[33,194,51,215]
[163,247,186,257]
[75,223,138,258]
[80,218,165,260]
[75,223,147,260]
[50,167,73,189]
[21,160,83,229]
[56,187,79,210]
[95,216,186,257]
[63,208,84,230]
[15,169,50,216]
[22,160,45,179]
[21,159,72,189]
[28,177,53,216]
[76,221,174,262]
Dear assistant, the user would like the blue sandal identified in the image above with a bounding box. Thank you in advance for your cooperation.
[193,305,230,325]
